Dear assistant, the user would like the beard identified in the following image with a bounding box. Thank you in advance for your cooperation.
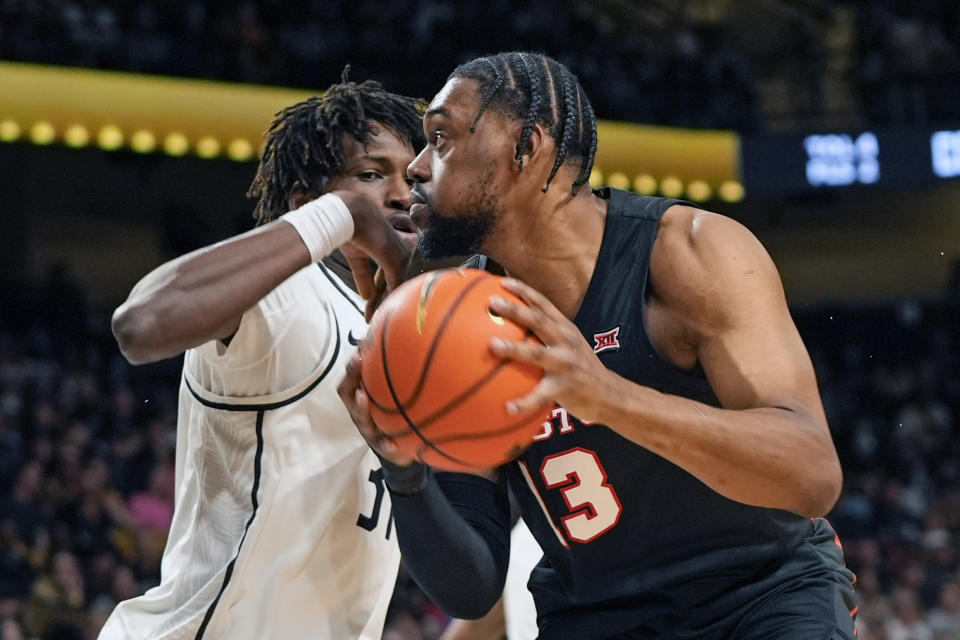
[418,206,497,260]
[416,163,501,260]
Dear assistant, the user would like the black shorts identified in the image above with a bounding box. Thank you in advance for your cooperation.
[731,574,857,640]
[537,522,857,640]
[537,573,857,640]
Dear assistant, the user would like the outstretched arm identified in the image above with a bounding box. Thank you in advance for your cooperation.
[112,192,409,364]
[489,207,842,517]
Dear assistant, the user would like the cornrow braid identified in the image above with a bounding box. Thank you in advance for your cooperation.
[574,85,598,189]
[515,53,542,168]
[450,51,598,195]
[247,69,426,225]
[544,62,579,193]
[470,58,506,134]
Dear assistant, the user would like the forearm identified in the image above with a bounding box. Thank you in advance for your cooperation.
[113,193,359,364]
[112,221,310,363]
[598,376,841,517]
[388,471,510,619]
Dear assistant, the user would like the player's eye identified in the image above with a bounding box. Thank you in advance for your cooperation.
[431,130,445,146]
[358,171,383,182]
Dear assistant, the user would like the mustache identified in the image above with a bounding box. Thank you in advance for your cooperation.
[410,185,430,205]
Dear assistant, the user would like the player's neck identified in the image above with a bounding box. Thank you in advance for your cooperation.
[493,190,607,320]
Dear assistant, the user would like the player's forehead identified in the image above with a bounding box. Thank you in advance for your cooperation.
[341,122,415,168]
[425,78,482,128]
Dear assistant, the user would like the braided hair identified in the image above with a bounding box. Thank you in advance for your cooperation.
[248,68,426,224]
[450,52,597,194]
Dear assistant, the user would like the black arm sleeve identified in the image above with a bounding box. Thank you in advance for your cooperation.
[388,470,511,619]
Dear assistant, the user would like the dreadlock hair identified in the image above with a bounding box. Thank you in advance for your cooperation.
[247,67,426,224]
[450,52,598,195]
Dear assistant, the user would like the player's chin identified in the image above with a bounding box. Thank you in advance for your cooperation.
[397,230,420,255]
[388,214,421,254]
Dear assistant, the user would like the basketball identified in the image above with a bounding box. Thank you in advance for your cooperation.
[360,268,546,471]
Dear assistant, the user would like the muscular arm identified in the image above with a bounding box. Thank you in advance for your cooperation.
[494,207,842,517]
[112,192,405,364]
[602,208,841,516]
[112,221,310,364]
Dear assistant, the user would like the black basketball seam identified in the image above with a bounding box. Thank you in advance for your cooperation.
[378,307,477,468]
[398,270,496,409]
[378,359,510,427]
[422,409,545,446]
[363,270,493,413]
[377,328,538,434]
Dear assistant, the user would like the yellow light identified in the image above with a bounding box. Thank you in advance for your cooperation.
[686,180,712,202]
[0,120,21,142]
[195,136,220,159]
[130,130,156,153]
[226,138,254,162]
[30,121,56,145]
[660,176,684,198]
[719,181,745,203]
[633,174,657,195]
[605,171,630,190]
[163,132,189,156]
[63,124,90,148]
[589,168,604,189]
[98,125,124,150]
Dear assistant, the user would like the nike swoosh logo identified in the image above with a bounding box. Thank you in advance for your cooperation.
[348,330,362,346]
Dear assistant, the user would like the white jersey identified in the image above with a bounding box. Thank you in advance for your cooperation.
[100,263,399,640]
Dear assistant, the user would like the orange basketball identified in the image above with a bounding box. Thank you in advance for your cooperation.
[360,268,545,471]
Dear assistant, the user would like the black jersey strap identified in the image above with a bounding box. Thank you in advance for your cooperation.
[389,471,511,619]
[461,254,507,275]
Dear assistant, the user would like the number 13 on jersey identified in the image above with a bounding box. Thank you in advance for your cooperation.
[519,447,623,545]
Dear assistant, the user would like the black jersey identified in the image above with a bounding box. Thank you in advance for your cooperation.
[496,188,854,639]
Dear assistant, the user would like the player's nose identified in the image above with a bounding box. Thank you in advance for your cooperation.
[385,175,411,211]
[407,147,430,184]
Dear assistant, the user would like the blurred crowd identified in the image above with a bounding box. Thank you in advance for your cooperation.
[0,0,758,130]
[801,296,960,640]
[2,0,960,131]
[0,264,957,639]
[853,1,960,127]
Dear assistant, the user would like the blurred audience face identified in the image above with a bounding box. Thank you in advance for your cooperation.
[0,620,24,640]
[890,587,923,624]
[13,460,41,501]
[110,566,138,603]
[938,582,960,613]
[53,551,84,595]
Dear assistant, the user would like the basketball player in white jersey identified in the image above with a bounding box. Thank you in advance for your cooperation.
[99,75,425,639]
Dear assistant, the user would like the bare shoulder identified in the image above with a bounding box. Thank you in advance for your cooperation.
[650,205,786,335]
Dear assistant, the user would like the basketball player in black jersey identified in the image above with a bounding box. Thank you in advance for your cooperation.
[340,52,857,639]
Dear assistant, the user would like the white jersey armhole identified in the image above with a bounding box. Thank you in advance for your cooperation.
[188,265,338,398]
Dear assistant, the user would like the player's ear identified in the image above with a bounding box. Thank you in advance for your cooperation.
[514,123,547,171]
[287,181,316,211]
